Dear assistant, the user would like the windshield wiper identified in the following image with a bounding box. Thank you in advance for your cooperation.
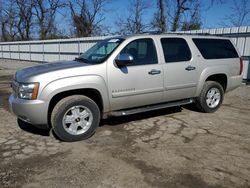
[74,57,90,63]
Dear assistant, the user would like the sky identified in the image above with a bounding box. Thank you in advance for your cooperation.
[104,0,247,28]
[57,0,250,35]
[200,0,234,28]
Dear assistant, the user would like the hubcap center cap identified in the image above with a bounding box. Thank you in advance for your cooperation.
[75,117,81,122]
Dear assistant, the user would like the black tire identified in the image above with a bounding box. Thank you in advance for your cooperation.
[195,81,224,113]
[51,95,100,142]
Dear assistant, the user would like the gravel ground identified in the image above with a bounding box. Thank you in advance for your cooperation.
[0,59,250,188]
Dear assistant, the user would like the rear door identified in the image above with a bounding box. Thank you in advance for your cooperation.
[160,37,199,102]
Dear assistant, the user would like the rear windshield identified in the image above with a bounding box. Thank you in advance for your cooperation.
[192,38,239,59]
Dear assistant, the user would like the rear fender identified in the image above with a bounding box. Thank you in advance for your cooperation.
[195,66,229,96]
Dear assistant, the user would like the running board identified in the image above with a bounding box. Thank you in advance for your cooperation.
[109,98,194,117]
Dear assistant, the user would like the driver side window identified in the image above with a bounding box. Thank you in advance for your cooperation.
[120,38,158,65]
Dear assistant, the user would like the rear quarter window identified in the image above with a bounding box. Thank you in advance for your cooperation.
[192,38,239,59]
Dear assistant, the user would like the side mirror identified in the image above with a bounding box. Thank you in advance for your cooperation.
[115,53,133,67]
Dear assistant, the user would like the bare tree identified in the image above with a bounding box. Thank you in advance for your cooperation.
[151,0,167,33]
[69,0,106,37]
[207,0,226,9]
[223,0,250,27]
[0,0,3,41]
[16,0,34,40]
[181,1,201,31]
[171,0,190,31]
[1,0,18,41]
[164,0,202,31]
[34,0,64,40]
[116,0,149,35]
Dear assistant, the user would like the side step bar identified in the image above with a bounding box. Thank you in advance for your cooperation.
[108,98,194,117]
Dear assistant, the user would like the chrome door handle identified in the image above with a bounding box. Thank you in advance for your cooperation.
[185,65,196,71]
[148,69,161,75]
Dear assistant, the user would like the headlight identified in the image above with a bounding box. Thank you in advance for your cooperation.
[18,83,39,100]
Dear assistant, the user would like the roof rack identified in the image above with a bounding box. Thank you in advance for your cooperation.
[140,31,162,34]
[139,31,214,36]
[135,31,227,38]
[172,32,211,36]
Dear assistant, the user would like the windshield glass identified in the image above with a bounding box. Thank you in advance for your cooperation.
[77,38,124,64]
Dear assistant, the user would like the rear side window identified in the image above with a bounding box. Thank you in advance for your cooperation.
[161,38,191,63]
[192,38,239,59]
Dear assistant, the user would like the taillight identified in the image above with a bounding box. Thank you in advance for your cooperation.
[239,57,243,75]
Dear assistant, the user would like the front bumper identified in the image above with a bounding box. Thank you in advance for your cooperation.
[9,94,49,128]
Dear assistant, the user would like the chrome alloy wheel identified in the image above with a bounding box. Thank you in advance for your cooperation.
[62,105,93,135]
[206,88,221,108]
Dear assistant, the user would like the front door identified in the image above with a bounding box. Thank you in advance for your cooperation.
[107,38,164,110]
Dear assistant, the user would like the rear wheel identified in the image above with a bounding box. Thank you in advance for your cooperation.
[196,81,224,113]
[51,95,100,142]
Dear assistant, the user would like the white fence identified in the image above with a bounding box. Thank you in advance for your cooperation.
[0,36,109,62]
[0,26,250,81]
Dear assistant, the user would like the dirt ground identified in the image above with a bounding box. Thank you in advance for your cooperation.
[0,59,250,188]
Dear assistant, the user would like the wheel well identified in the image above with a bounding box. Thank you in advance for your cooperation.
[206,74,227,91]
[47,89,103,125]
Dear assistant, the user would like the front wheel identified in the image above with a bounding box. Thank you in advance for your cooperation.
[51,95,100,142]
[196,81,224,113]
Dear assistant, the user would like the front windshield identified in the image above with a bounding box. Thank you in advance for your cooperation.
[77,38,124,64]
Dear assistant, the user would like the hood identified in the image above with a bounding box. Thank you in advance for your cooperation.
[15,60,88,82]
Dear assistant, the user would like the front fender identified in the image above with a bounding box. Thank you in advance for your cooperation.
[195,65,229,96]
[39,75,110,112]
